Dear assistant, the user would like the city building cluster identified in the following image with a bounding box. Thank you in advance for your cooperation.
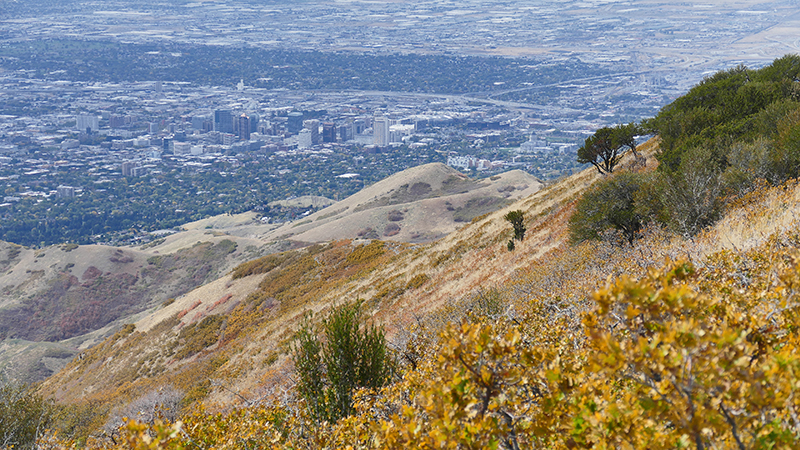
[0,73,601,204]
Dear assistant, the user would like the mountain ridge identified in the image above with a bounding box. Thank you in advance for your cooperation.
[34,145,633,409]
[0,163,541,384]
[13,54,800,450]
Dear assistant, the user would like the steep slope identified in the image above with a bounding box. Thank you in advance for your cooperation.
[36,132,800,443]
[0,165,539,384]
[35,146,628,412]
[0,235,271,383]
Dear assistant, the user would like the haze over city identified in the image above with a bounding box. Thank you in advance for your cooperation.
[0,0,798,247]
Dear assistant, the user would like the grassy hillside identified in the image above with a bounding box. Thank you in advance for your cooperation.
[29,145,607,441]
[35,135,800,448]
[16,55,800,448]
[262,162,543,243]
[0,164,540,386]
[0,236,274,384]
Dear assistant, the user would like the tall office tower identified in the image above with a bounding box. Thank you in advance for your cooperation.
[76,114,99,133]
[297,129,313,149]
[287,112,304,133]
[373,116,390,147]
[214,110,234,133]
[121,161,137,177]
[322,122,336,143]
[339,122,353,141]
[249,113,260,133]
[303,119,320,144]
[238,114,251,141]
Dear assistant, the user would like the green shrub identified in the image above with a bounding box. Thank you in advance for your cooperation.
[0,383,53,449]
[770,107,800,182]
[722,138,773,196]
[658,146,726,236]
[570,172,646,245]
[293,301,394,422]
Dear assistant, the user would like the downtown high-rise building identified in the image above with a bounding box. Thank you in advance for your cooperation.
[339,122,353,141]
[214,110,234,133]
[297,129,313,149]
[287,112,304,133]
[238,114,251,141]
[322,122,336,143]
[248,113,260,133]
[303,119,320,145]
[373,116,390,147]
[76,114,99,133]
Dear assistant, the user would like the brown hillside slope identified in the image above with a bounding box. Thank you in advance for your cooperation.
[0,164,540,385]
[0,235,274,384]
[262,162,543,243]
[41,136,800,421]
[38,143,642,409]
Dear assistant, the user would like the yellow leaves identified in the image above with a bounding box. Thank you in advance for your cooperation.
[116,420,184,450]
[732,355,750,367]
[625,304,641,320]
[374,319,576,449]
[576,256,800,449]
[41,230,800,450]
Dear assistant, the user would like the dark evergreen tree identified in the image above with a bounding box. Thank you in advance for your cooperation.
[504,210,526,243]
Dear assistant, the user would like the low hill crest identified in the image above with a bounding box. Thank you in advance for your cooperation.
[0,164,541,383]
[264,162,543,243]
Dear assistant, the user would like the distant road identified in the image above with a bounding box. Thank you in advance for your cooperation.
[340,69,657,115]
[335,89,580,114]
[480,70,653,99]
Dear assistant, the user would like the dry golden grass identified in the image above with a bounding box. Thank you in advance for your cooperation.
[46,136,800,416]
[32,150,611,408]
[699,179,800,254]
[262,163,543,244]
